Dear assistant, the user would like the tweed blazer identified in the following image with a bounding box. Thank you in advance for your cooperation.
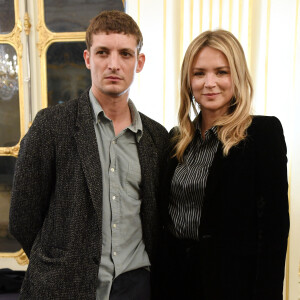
[160,116,289,300]
[9,90,168,300]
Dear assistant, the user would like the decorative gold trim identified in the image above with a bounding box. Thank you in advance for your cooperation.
[137,0,141,96]
[219,0,223,28]
[190,0,194,41]
[180,0,184,64]
[199,0,203,33]
[229,0,233,31]
[0,143,20,157]
[286,1,299,299]
[293,0,299,90]
[0,0,25,263]
[286,156,292,300]
[137,0,140,26]
[248,0,253,67]
[36,16,54,57]
[238,0,243,40]
[209,0,213,30]
[122,0,125,8]
[264,0,271,115]
[24,12,31,35]
[37,0,85,108]
[0,0,25,143]
[1,249,29,265]
[0,21,23,58]
[163,0,166,125]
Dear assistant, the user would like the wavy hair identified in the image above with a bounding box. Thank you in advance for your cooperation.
[174,29,253,161]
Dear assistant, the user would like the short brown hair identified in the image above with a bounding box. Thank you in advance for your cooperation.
[85,10,143,53]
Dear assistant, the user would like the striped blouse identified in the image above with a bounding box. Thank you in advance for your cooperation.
[167,121,219,240]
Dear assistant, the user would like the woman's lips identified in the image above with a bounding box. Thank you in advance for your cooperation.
[203,93,220,96]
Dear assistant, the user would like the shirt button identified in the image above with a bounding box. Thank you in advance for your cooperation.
[113,252,117,256]
[113,224,117,228]
[110,167,115,172]
[112,140,116,144]
[112,196,116,200]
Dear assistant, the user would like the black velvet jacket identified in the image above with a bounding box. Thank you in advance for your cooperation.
[160,116,289,300]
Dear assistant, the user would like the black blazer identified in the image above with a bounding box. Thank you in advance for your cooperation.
[9,90,168,299]
[161,116,289,300]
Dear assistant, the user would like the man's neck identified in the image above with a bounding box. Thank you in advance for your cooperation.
[92,89,132,136]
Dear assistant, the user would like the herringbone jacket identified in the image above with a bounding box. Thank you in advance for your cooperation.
[9,90,168,299]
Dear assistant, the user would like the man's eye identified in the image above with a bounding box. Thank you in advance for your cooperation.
[121,51,132,57]
[97,51,107,55]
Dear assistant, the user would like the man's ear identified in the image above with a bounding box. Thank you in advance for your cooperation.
[83,50,91,69]
[136,53,145,73]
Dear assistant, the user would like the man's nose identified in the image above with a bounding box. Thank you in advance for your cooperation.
[108,53,120,71]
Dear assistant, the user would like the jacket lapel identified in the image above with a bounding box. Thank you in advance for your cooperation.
[73,92,103,229]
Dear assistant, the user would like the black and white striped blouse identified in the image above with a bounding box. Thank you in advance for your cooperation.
[167,121,219,240]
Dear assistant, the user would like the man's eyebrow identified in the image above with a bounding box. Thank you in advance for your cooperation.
[93,46,109,52]
[119,48,136,54]
[93,46,136,54]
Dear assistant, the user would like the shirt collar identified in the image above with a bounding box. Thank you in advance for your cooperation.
[194,113,218,138]
[89,89,143,142]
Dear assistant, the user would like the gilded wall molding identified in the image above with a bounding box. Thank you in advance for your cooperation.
[37,0,85,108]
[0,0,25,143]
[24,12,31,36]
[36,17,54,57]
[0,144,20,157]
[0,0,25,264]
[0,19,23,57]
[1,249,29,266]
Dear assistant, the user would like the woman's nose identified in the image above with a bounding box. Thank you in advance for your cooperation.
[204,74,216,88]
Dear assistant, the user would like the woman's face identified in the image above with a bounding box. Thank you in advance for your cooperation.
[190,46,234,117]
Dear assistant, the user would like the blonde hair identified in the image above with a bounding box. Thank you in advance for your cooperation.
[174,29,253,161]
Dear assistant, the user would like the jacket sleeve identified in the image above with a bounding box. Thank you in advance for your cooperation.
[9,109,55,257]
[254,116,289,299]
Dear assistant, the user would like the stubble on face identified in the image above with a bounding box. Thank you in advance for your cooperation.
[84,33,144,101]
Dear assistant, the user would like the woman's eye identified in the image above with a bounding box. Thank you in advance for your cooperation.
[217,70,229,75]
[194,72,204,76]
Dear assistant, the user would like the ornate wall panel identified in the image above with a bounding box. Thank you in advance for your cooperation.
[37,0,124,108]
[0,0,26,265]
[0,0,124,266]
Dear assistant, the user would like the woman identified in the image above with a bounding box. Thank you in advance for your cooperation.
[159,29,289,300]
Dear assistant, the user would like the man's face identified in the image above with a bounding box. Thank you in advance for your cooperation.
[84,32,145,99]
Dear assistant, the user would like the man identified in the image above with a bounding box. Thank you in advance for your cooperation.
[9,10,168,300]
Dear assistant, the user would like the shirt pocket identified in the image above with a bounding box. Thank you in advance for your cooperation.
[126,163,142,200]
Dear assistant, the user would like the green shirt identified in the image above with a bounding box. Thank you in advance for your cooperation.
[89,90,150,300]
